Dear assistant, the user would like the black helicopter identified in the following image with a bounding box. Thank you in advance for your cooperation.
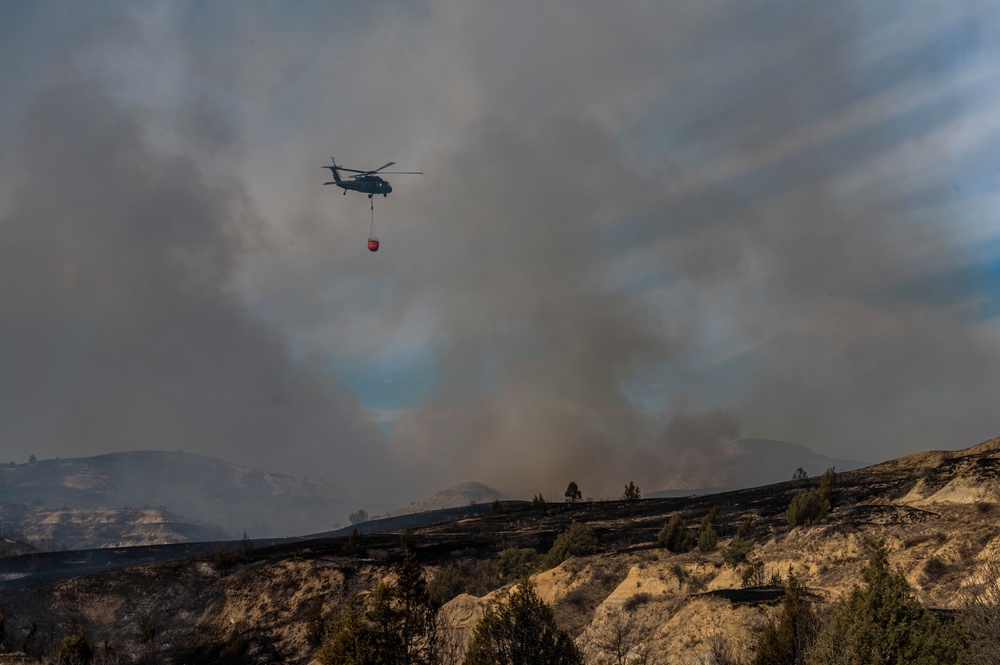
[322,159,421,198]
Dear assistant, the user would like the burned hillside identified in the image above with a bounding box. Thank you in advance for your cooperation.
[0,436,998,663]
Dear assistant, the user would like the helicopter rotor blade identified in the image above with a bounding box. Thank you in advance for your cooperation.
[375,171,422,175]
[371,162,397,173]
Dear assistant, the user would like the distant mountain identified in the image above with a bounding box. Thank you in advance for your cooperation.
[650,438,867,497]
[378,481,505,518]
[0,451,369,541]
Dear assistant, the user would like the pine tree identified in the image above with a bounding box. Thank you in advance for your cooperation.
[657,515,693,553]
[463,582,582,665]
[753,572,816,665]
[697,506,719,552]
[318,550,440,665]
[58,625,93,665]
[806,541,963,665]
[721,516,755,566]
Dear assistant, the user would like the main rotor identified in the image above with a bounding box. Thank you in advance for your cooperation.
[332,161,422,179]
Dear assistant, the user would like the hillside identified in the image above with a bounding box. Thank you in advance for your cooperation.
[0,436,997,663]
[0,504,228,550]
[650,438,867,496]
[378,481,506,518]
[0,451,367,542]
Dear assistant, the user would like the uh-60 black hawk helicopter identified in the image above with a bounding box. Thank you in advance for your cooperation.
[322,159,421,198]
[323,158,421,252]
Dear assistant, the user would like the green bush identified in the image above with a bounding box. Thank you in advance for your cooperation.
[657,515,694,553]
[698,506,719,552]
[754,572,817,665]
[543,523,598,569]
[786,469,836,526]
[721,517,755,567]
[498,547,541,581]
[319,550,440,665]
[806,541,964,665]
[58,626,93,665]
[785,489,830,526]
[740,561,781,588]
[463,582,582,665]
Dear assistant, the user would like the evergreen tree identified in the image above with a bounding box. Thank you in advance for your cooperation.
[58,625,93,665]
[463,582,582,665]
[721,516,756,567]
[318,550,440,665]
[564,482,582,503]
[753,572,816,665]
[622,482,641,501]
[657,515,693,553]
[317,600,373,665]
[785,489,830,526]
[697,506,719,552]
[806,541,963,665]
[543,523,598,569]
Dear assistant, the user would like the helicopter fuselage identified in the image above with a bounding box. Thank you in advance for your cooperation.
[323,159,418,198]
[333,175,392,198]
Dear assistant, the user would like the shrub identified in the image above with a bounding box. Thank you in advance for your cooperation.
[922,556,949,581]
[623,592,652,612]
[58,626,93,665]
[806,540,964,664]
[348,509,369,525]
[819,467,837,504]
[721,517,755,567]
[622,482,641,501]
[753,572,817,665]
[498,547,541,581]
[657,515,693,553]
[463,582,582,664]
[785,489,830,526]
[698,506,719,552]
[543,523,598,569]
[532,494,547,510]
[319,550,440,665]
[741,561,767,588]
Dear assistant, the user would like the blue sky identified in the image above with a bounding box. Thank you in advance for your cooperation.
[1,1,998,504]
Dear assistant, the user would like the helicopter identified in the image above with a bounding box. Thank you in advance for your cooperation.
[322,159,421,198]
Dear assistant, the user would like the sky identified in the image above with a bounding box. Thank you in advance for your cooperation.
[1,1,999,506]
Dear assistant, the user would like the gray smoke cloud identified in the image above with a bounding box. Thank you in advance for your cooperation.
[2,2,999,506]
[0,78,398,500]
